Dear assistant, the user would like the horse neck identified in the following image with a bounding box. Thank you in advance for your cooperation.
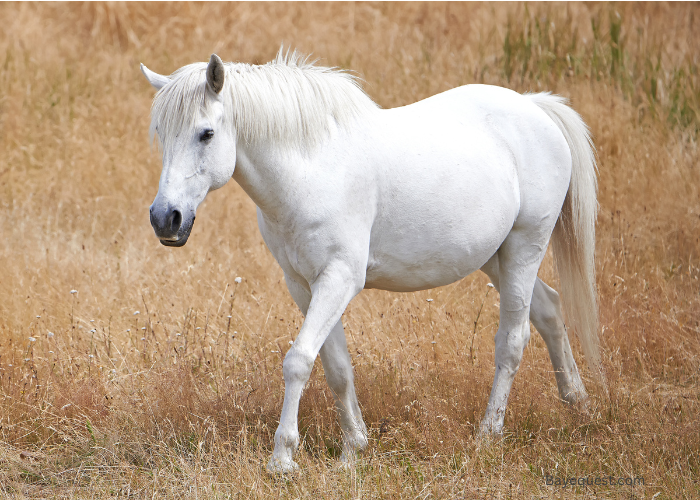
[232,140,304,218]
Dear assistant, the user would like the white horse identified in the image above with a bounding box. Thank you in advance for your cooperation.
[141,50,602,472]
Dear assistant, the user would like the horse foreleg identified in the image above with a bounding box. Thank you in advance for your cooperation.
[268,266,361,473]
[319,319,368,463]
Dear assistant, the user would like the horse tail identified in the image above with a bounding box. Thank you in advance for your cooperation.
[528,92,606,390]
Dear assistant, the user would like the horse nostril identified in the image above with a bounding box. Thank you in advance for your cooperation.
[171,210,182,233]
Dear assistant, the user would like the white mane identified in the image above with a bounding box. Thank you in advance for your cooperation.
[150,49,379,151]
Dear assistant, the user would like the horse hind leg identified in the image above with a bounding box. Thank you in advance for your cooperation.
[529,278,588,405]
[481,255,588,411]
[478,233,542,435]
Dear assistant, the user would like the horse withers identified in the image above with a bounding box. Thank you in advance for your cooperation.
[141,50,603,473]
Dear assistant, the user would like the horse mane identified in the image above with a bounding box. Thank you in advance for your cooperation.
[149,48,379,152]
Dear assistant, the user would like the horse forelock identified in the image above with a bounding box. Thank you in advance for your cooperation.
[149,50,378,152]
[149,63,208,150]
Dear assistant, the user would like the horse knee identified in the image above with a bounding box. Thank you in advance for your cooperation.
[283,349,315,384]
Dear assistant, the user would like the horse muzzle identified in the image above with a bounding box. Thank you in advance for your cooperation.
[149,203,195,247]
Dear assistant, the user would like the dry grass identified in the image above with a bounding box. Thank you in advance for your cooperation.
[0,2,698,498]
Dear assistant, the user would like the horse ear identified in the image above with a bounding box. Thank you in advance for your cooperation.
[140,63,171,91]
[206,54,225,94]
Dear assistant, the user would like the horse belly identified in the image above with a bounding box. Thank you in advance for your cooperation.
[364,144,519,292]
[365,221,512,292]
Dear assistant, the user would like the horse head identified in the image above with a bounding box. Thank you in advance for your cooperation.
[141,54,236,247]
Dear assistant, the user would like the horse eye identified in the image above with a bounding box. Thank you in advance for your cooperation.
[200,129,214,142]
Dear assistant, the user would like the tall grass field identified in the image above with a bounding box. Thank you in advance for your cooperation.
[0,3,698,498]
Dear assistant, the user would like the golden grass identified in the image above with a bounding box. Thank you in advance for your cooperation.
[0,2,698,498]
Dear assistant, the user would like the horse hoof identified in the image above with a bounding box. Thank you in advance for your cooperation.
[476,423,504,442]
[339,450,359,468]
[561,387,589,405]
[267,457,299,475]
[573,395,594,416]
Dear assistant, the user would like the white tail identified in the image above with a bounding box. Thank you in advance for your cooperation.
[528,93,606,388]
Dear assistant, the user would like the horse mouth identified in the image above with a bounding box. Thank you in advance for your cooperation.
[159,234,190,247]
[158,217,195,247]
